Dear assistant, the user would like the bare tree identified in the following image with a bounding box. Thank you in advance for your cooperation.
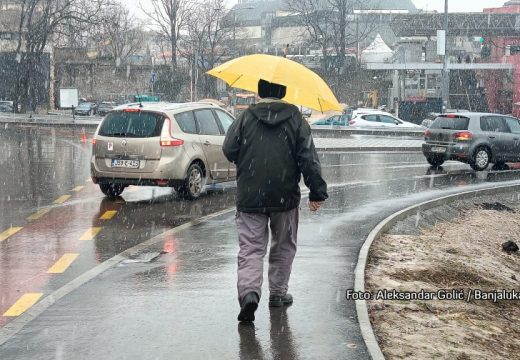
[12,0,109,112]
[183,0,233,98]
[140,0,193,71]
[284,0,334,72]
[93,2,145,66]
[285,0,379,72]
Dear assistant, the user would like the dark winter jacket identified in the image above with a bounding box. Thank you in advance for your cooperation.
[222,98,328,213]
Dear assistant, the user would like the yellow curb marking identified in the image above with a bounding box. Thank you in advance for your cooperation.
[27,208,50,221]
[100,211,117,220]
[72,186,84,192]
[3,293,43,317]
[0,227,23,242]
[53,195,71,204]
[47,253,80,274]
[79,227,102,241]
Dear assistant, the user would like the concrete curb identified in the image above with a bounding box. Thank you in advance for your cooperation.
[354,183,520,360]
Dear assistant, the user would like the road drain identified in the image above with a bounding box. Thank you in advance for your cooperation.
[120,251,165,265]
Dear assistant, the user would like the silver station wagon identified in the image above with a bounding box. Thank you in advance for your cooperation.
[423,113,520,171]
[90,102,236,199]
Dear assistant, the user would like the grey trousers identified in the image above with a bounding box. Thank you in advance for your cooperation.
[236,208,299,303]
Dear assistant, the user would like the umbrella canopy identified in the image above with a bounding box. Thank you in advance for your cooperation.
[206,54,342,112]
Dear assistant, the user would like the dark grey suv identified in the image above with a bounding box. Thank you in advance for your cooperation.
[423,113,520,171]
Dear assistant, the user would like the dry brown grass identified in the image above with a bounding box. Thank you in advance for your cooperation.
[366,207,520,360]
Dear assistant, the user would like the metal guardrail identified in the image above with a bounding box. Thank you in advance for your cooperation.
[0,113,102,127]
[0,114,426,138]
[311,126,425,138]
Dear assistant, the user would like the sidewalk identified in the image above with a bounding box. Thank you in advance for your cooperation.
[0,209,371,360]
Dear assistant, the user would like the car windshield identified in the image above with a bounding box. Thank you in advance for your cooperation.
[77,103,91,109]
[98,111,164,137]
[236,97,255,105]
[430,116,469,130]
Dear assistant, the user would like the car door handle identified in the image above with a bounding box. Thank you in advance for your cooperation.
[203,141,211,146]
[514,138,519,141]
[488,136,496,139]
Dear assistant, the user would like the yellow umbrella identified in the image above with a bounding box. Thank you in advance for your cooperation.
[206,54,342,112]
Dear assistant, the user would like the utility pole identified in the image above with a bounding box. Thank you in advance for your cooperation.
[441,0,450,112]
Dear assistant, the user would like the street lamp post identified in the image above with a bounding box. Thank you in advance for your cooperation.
[441,0,450,111]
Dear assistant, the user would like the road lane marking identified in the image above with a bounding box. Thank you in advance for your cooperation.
[86,178,92,182]
[72,186,84,192]
[79,227,101,241]
[53,195,71,204]
[127,186,139,193]
[27,208,50,221]
[0,227,23,242]
[100,211,117,220]
[3,293,43,317]
[47,253,79,274]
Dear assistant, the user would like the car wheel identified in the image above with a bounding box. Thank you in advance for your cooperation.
[426,155,445,167]
[99,183,125,198]
[470,147,490,171]
[178,163,204,200]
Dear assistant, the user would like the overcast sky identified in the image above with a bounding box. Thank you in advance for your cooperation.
[412,0,506,12]
[125,0,510,19]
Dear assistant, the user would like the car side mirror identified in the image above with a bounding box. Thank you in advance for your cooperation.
[395,120,399,125]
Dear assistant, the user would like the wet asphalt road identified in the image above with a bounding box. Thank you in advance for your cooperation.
[1,124,520,359]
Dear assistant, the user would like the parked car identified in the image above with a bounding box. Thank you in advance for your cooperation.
[420,112,439,128]
[349,111,423,129]
[90,102,236,199]
[311,114,349,126]
[0,102,13,113]
[423,112,520,171]
[96,101,116,116]
[74,102,98,116]
[96,102,116,116]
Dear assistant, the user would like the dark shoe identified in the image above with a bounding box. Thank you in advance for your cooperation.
[238,292,259,322]
[269,293,293,307]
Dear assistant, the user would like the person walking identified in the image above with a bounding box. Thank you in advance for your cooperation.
[223,79,328,322]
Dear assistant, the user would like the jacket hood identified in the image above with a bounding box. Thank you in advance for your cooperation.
[249,100,298,126]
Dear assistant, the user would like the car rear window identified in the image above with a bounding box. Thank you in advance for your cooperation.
[430,116,469,130]
[98,111,164,138]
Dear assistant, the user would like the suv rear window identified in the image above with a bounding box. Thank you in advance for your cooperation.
[430,116,469,130]
[98,111,164,138]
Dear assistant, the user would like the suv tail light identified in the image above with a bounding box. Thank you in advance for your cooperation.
[160,118,184,147]
[453,131,473,141]
[424,129,432,137]
[349,120,356,125]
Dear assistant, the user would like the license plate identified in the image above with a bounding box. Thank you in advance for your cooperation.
[112,159,140,169]
[431,146,446,153]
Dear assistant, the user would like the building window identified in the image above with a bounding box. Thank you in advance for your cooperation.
[0,33,12,40]
[510,45,520,55]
